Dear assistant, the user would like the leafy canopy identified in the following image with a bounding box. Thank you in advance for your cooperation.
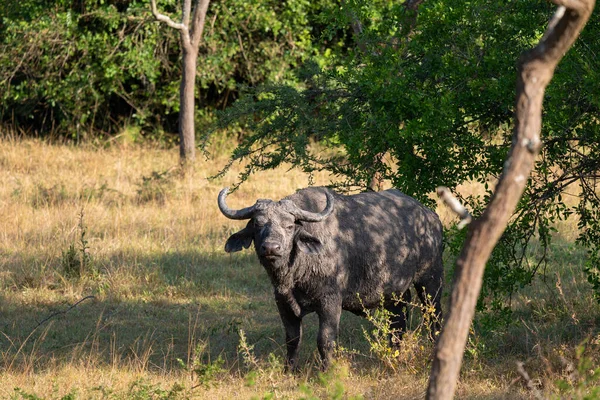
[215,0,600,317]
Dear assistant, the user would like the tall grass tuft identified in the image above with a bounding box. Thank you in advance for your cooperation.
[61,208,92,279]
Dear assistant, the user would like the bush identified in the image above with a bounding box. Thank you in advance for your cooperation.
[0,0,334,139]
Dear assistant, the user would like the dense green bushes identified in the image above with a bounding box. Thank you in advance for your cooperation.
[0,0,333,138]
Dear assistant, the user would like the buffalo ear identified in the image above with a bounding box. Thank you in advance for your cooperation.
[225,222,254,253]
[295,229,324,255]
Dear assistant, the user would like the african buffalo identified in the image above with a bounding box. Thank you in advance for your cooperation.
[218,186,443,370]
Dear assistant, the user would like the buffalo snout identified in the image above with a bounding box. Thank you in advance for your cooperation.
[261,242,282,257]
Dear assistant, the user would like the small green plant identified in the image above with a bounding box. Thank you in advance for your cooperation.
[266,352,284,371]
[127,379,184,400]
[79,182,124,204]
[298,362,362,400]
[12,387,77,400]
[464,325,488,364]
[238,329,260,371]
[193,355,226,389]
[360,302,401,372]
[80,182,109,202]
[554,340,600,399]
[12,387,43,400]
[359,292,439,373]
[236,330,294,392]
[61,243,79,278]
[117,124,141,146]
[178,339,226,389]
[61,208,92,278]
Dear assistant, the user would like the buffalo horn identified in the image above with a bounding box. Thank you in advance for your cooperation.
[291,191,334,222]
[218,187,257,220]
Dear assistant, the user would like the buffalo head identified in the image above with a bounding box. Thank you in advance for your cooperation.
[218,188,334,267]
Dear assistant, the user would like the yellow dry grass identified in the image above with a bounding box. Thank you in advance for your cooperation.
[0,137,596,399]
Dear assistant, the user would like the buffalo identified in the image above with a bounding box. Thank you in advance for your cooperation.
[218,186,443,370]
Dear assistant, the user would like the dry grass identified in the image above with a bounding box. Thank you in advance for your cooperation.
[0,138,598,399]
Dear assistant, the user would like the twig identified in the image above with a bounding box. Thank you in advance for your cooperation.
[34,296,96,331]
[516,361,545,400]
[150,0,187,32]
[436,186,472,229]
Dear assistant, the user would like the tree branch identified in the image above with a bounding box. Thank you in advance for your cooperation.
[516,361,544,400]
[182,0,192,27]
[34,296,96,331]
[437,187,472,229]
[150,0,187,31]
[190,0,211,48]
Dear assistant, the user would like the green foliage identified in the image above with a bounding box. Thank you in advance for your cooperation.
[191,354,226,388]
[577,190,600,304]
[11,388,44,400]
[237,329,260,371]
[12,387,77,400]
[298,363,363,400]
[357,294,438,373]
[0,0,332,138]
[80,182,122,204]
[201,0,323,89]
[31,183,70,208]
[359,300,403,372]
[177,340,226,388]
[215,0,600,315]
[126,379,185,400]
[236,330,288,393]
[236,327,363,399]
[554,340,600,399]
[215,0,535,199]
[0,0,166,138]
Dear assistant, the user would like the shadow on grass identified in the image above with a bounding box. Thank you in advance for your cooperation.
[0,249,371,375]
[3,242,596,383]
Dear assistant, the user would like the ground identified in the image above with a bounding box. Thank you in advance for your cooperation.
[1,138,598,399]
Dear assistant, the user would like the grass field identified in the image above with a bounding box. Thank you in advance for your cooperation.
[1,138,599,399]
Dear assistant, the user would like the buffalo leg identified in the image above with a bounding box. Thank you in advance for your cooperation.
[275,293,303,372]
[386,289,411,345]
[316,299,342,370]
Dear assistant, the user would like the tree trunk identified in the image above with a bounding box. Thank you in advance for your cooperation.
[426,2,595,399]
[179,46,198,164]
[151,0,210,167]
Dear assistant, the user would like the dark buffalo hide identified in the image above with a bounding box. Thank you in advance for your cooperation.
[219,186,444,370]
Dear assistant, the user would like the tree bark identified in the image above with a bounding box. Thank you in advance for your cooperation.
[426,1,595,399]
[151,0,211,166]
[179,46,198,163]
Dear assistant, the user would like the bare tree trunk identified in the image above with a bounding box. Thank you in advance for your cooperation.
[179,46,198,163]
[151,0,211,166]
[426,1,595,399]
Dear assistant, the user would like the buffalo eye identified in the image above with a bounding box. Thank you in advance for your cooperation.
[286,225,295,231]
[253,218,266,228]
